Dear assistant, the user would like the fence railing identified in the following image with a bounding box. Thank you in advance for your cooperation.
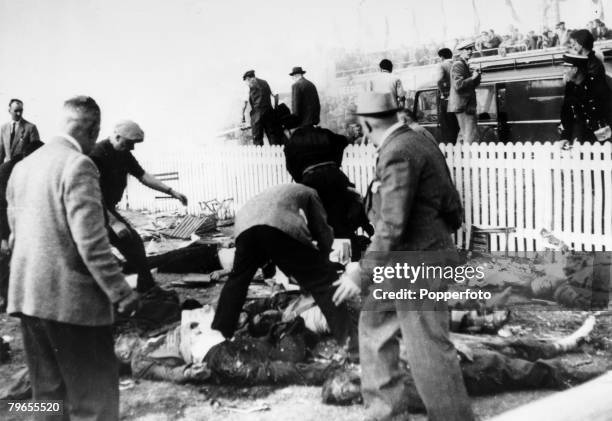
[123,143,612,251]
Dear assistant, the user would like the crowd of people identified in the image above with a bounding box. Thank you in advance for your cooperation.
[0,53,474,418]
[335,19,612,76]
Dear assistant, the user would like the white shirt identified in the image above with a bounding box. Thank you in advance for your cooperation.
[377,121,405,152]
[369,71,406,106]
[57,132,82,153]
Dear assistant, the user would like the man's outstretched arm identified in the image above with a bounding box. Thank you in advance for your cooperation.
[138,173,188,206]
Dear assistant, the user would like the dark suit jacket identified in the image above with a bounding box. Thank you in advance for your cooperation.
[0,119,40,163]
[360,125,461,281]
[291,77,321,127]
[448,58,481,114]
[249,78,273,123]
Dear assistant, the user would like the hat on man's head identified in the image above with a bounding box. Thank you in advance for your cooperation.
[289,66,306,76]
[456,39,476,50]
[242,70,255,80]
[562,53,588,69]
[353,92,401,117]
[114,120,144,142]
[556,21,565,28]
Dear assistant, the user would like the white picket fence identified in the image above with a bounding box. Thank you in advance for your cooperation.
[122,143,612,251]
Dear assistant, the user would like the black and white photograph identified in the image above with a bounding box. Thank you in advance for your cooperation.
[1,0,612,420]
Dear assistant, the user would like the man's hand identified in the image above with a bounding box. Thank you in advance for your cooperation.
[594,125,611,142]
[117,290,141,315]
[185,363,211,381]
[0,239,10,256]
[558,139,571,150]
[110,220,130,240]
[170,189,188,206]
[332,262,362,306]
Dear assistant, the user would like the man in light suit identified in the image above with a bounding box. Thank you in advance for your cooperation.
[0,99,40,163]
[7,96,140,420]
[333,93,473,420]
[290,66,321,128]
[449,40,481,144]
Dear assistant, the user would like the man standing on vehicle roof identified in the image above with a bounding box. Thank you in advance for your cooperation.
[449,40,481,144]
[559,54,611,146]
[242,70,286,146]
[369,59,406,108]
[437,48,460,143]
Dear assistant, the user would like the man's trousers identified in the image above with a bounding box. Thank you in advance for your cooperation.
[251,110,286,146]
[212,225,356,349]
[20,315,119,421]
[440,98,460,144]
[455,112,479,144]
[359,296,474,421]
[0,252,8,311]
[106,208,154,293]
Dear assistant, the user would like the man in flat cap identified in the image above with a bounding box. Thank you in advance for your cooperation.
[448,40,481,144]
[559,54,611,146]
[242,70,285,146]
[289,66,321,128]
[90,120,188,293]
[332,92,473,421]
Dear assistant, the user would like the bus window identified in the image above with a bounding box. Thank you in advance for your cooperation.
[476,85,497,121]
[416,90,438,123]
[503,79,564,121]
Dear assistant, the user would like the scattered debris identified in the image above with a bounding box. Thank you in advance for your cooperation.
[165,215,217,239]
[223,403,271,414]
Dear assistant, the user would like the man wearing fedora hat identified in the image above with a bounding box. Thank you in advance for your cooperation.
[332,92,473,420]
[449,40,481,144]
[289,66,321,128]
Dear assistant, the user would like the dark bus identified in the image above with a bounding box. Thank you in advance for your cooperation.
[412,42,612,143]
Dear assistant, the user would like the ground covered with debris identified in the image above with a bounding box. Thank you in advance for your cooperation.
[1,211,612,420]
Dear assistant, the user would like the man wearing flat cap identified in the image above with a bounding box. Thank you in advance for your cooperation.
[242,70,285,146]
[559,54,611,146]
[90,120,188,293]
[289,66,321,128]
[332,92,473,421]
[449,40,481,144]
